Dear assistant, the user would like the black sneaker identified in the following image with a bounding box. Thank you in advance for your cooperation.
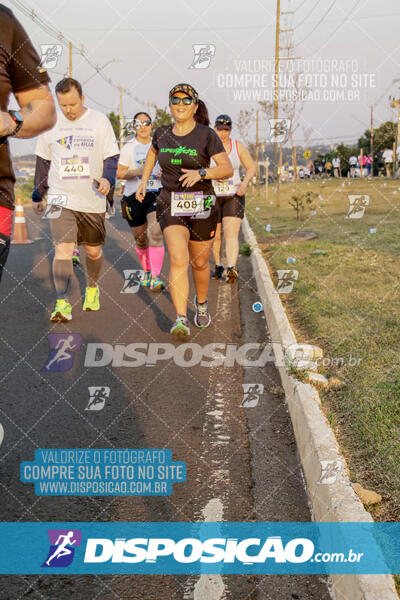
[226,266,238,284]
[194,296,211,328]
[212,265,224,280]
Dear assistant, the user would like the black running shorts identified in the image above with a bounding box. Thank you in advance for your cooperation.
[216,194,245,223]
[121,191,158,228]
[156,189,218,242]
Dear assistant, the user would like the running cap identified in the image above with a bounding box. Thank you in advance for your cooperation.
[215,114,232,130]
[169,83,199,103]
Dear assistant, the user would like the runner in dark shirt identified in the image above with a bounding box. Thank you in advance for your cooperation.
[136,83,232,335]
[0,4,56,284]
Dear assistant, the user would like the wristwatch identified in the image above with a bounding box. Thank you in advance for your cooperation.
[8,110,23,136]
[198,168,207,179]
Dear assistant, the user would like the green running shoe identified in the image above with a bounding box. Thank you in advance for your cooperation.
[150,275,165,292]
[170,315,190,336]
[72,249,80,265]
[50,299,72,322]
[140,270,151,287]
[83,286,100,311]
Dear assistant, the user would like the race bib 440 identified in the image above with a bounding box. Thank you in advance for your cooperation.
[60,156,90,179]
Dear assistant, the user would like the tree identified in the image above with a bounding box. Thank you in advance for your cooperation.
[333,143,358,177]
[152,107,172,129]
[237,109,255,146]
[289,191,316,221]
[107,111,120,139]
[371,121,395,154]
[107,110,133,142]
[358,120,396,155]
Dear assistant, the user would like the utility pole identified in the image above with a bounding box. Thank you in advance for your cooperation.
[370,105,374,177]
[273,0,280,180]
[277,144,283,207]
[265,157,270,203]
[390,98,400,176]
[255,110,260,183]
[119,87,125,149]
[69,42,72,76]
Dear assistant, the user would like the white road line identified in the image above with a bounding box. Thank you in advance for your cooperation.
[184,285,233,600]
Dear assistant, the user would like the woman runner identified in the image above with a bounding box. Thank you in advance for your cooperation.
[211,114,255,282]
[136,84,232,335]
[117,112,165,291]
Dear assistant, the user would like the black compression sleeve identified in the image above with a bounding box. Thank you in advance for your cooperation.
[32,155,51,201]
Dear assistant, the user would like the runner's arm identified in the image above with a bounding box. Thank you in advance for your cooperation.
[11,85,56,138]
[102,154,119,187]
[141,146,158,185]
[136,146,158,202]
[116,163,143,180]
[32,156,50,202]
[179,151,232,187]
[236,141,256,196]
[237,141,256,186]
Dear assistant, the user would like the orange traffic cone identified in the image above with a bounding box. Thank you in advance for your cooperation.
[11,196,31,244]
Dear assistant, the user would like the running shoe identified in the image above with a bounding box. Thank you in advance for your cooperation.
[170,315,190,336]
[194,296,211,328]
[83,286,100,311]
[105,212,110,220]
[139,270,151,287]
[226,266,238,284]
[50,299,72,322]
[212,265,224,280]
[72,249,80,265]
[109,205,116,216]
[150,275,165,292]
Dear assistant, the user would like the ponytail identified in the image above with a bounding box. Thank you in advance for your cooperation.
[194,99,210,126]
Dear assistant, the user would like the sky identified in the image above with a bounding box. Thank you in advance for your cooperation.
[5,0,400,155]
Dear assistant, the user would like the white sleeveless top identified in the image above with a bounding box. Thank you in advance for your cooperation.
[212,138,241,197]
[119,139,161,196]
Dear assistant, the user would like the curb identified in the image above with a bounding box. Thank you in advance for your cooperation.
[242,216,398,600]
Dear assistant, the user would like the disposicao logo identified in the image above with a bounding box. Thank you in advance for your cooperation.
[41,334,82,372]
[83,536,314,564]
[42,529,82,568]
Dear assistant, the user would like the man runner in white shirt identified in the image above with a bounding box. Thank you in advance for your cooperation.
[32,78,119,321]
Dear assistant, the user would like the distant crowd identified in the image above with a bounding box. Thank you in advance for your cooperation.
[295,147,399,180]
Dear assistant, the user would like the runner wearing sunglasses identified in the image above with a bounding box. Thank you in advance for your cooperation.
[117,112,165,291]
[136,84,232,335]
[211,114,255,283]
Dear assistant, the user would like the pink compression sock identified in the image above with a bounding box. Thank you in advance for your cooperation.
[135,247,150,271]
[148,246,165,277]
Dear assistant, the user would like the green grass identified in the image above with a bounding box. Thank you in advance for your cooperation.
[15,177,34,204]
[247,178,400,523]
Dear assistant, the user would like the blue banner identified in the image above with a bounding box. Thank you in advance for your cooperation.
[0,522,399,574]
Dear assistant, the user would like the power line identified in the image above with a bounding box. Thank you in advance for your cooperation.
[310,0,362,55]
[8,0,156,110]
[62,12,400,33]
[294,0,336,47]
[293,0,322,30]
[83,93,116,112]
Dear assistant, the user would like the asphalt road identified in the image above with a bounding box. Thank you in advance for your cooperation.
[0,203,330,599]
